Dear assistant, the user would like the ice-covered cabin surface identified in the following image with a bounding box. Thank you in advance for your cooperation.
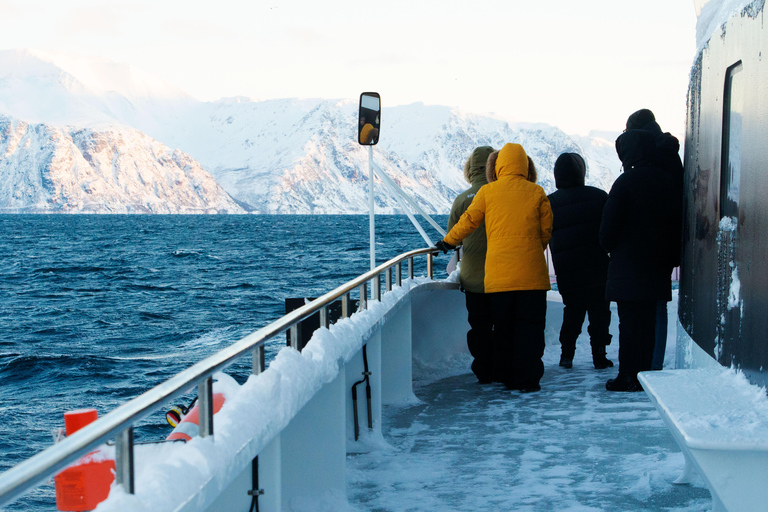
[89,281,720,512]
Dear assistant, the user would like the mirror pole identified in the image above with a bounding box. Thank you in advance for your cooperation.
[369,145,375,270]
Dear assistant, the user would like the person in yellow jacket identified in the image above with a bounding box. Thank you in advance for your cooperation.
[435,143,553,392]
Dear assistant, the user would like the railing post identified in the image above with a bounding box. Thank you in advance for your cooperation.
[198,377,214,438]
[319,305,329,328]
[408,257,414,279]
[427,252,434,279]
[385,267,392,292]
[289,324,299,350]
[115,427,135,494]
[252,345,265,375]
[396,261,402,287]
[359,282,367,311]
[373,274,381,301]
[342,292,351,318]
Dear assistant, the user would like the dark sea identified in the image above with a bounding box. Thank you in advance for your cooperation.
[0,214,447,511]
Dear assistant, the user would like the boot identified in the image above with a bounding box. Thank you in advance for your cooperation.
[559,355,573,369]
[606,373,642,392]
[592,344,613,370]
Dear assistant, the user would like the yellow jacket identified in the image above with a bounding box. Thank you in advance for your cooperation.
[444,143,552,293]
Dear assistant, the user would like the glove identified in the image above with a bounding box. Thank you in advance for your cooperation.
[434,240,456,254]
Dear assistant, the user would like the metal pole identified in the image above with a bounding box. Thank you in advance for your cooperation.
[359,283,367,311]
[408,257,414,279]
[289,325,299,350]
[396,261,402,287]
[252,345,265,375]
[385,268,392,292]
[319,306,329,328]
[342,293,351,319]
[369,145,375,271]
[427,252,434,279]
[198,378,214,438]
[115,427,134,494]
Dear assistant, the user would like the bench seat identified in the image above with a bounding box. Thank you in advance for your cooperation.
[638,368,768,512]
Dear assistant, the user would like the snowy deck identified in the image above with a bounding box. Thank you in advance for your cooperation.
[348,298,712,511]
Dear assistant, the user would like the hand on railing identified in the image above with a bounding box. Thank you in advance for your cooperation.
[433,240,456,254]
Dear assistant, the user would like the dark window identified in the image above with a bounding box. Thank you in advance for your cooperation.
[720,61,743,220]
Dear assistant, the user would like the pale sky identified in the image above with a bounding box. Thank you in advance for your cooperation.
[0,0,697,136]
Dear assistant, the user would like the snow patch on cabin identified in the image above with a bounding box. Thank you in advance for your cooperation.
[697,0,765,52]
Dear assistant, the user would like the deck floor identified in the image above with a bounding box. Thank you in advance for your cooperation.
[347,298,712,511]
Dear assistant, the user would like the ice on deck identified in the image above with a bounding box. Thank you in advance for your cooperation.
[347,291,713,512]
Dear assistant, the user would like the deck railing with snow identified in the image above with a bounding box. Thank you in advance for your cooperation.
[0,247,439,509]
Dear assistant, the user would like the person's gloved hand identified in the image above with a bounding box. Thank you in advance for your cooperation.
[434,240,456,253]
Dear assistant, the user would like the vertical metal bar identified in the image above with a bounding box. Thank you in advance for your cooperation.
[342,292,351,318]
[369,145,376,271]
[252,345,265,375]
[427,252,434,279]
[115,427,135,494]
[198,377,214,438]
[359,283,367,311]
[319,305,329,328]
[374,274,381,302]
[408,257,414,279]
[396,261,402,287]
[289,324,299,350]
[385,268,392,292]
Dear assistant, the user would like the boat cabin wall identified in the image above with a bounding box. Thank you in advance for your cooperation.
[680,2,768,387]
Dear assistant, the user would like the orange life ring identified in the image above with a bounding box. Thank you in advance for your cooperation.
[166,393,226,441]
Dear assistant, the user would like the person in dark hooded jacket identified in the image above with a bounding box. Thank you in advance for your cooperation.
[447,146,495,382]
[625,109,684,370]
[600,129,681,391]
[547,153,613,370]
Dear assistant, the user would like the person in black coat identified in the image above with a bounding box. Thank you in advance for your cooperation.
[601,129,681,391]
[548,153,613,370]
[625,109,684,370]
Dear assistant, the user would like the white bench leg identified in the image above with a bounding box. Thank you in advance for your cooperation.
[673,453,696,485]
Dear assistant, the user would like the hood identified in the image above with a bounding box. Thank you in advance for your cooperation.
[464,146,494,185]
[494,143,529,180]
[615,130,657,169]
[626,109,656,131]
[657,131,680,154]
[553,153,586,189]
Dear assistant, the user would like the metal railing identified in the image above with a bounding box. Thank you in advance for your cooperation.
[0,248,438,509]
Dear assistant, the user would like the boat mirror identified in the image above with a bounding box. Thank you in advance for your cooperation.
[358,92,381,145]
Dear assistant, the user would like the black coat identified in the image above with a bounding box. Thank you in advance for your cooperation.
[600,130,681,302]
[548,153,609,295]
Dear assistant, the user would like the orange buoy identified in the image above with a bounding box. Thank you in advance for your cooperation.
[54,409,115,511]
[166,393,226,441]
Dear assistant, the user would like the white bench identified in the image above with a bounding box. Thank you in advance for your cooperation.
[638,368,768,512]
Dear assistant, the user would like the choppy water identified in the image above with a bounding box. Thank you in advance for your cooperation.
[0,214,445,511]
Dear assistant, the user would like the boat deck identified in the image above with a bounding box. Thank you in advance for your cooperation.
[348,304,711,511]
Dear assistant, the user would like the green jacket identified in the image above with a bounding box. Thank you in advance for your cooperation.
[447,146,494,293]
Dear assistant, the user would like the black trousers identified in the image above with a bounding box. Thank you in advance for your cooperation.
[488,290,547,389]
[617,300,657,378]
[559,287,612,359]
[465,291,495,380]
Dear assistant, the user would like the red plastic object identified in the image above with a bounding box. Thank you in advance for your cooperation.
[55,409,115,511]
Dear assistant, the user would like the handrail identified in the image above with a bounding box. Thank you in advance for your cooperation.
[0,247,439,508]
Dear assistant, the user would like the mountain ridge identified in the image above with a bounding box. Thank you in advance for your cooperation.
[0,49,621,214]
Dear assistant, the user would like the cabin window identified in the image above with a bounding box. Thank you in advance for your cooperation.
[720,61,743,220]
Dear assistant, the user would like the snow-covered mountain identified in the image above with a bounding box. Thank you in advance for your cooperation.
[0,49,621,214]
[0,115,244,213]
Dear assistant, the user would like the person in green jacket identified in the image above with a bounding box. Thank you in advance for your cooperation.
[447,146,495,383]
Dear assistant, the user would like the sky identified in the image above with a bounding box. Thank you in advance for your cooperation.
[0,0,698,136]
